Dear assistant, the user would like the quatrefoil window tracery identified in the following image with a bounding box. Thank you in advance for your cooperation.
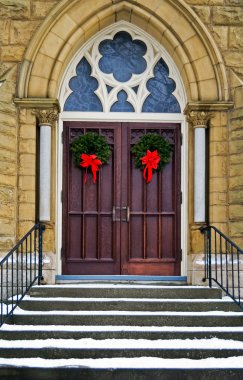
[63,27,181,113]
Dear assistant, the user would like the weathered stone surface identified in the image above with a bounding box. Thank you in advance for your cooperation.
[19,190,35,203]
[229,27,243,48]
[210,26,229,50]
[230,140,243,154]
[223,51,243,67]
[10,20,40,45]
[0,203,15,219]
[0,148,15,162]
[0,237,15,251]
[210,192,227,205]
[230,117,243,131]
[19,203,35,220]
[230,128,243,140]
[191,229,204,254]
[0,0,30,19]
[19,124,36,139]
[0,134,16,152]
[186,0,223,4]
[210,205,227,222]
[0,174,15,187]
[210,126,227,141]
[0,219,15,236]
[229,175,243,190]
[229,190,243,204]
[18,176,35,191]
[225,0,243,5]
[229,222,243,238]
[210,155,227,177]
[210,177,228,192]
[32,1,58,19]
[229,204,243,219]
[192,6,210,24]
[0,20,10,44]
[0,186,15,202]
[0,161,16,176]
[0,45,26,61]
[19,140,36,154]
[19,154,36,175]
[210,141,228,155]
[213,7,243,25]
[230,163,243,177]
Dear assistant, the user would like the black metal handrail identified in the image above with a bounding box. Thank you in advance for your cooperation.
[0,223,45,326]
[201,225,243,310]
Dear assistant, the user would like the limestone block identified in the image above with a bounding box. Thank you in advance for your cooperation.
[230,163,243,177]
[210,26,229,50]
[0,124,16,138]
[0,162,16,176]
[192,6,210,24]
[32,1,58,19]
[0,134,16,152]
[210,192,227,206]
[19,125,36,140]
[28,76,49,97]
[210,155,227,177]
[0,186,15,202]
[19,140,35,155]
[67,0,111,25]
[0,0,30,19]
[0,112,17,128]
[198,79,218,101]
[18,176,35,191]
[0,46,25,62]
[98,8,116,30]
[229,190,243,204]
[233,87,243,108]
[19,203,35,220]
[0,174,15,187]
[191,229,204,254]
[193,56,215,81]
[210,126,227,142]
[230,117,243,131]
[229,222,243,238]
[229,175,243,190]
[225,0,243,4]
[42,252,56,271]
[231,237,243,248]
[230,129,243,141]
[210,205,227,223]
[213,6,243,25]
[19,190,35,204]
[52,14,77,41]
[19,154,36,176]
[39,34,64,61]
[210,177,227,192]
[0,219,15,236]
[229,205,243,220]
[0,237,15,251]
[82,16,100,42]
[10,21,39,45]
[18,222,35,239]
[0,20,10,44]
[42,269,55,285]
[186,0,223,4]
[184,35,207,60]
[0,203,15,219]
[229,27,243,49]
[229,140,243,155]
[43,228,55,253]
[0,148,15,163]
[223,51,243,67]
[210,141,228,155]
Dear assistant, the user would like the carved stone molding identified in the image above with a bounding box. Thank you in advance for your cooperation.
[186,111,213,128]
[33,108,59,125]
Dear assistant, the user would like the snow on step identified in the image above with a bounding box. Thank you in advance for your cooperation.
[1,356,243,369]
[0,337,243,349]
[2,325,243,332]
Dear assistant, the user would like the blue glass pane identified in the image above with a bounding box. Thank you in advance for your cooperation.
[142,59,181,113]
[99,31,147,82]
[110,91,134,112]
[64,58,102,111]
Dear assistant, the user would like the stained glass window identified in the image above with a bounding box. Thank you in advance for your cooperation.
[63,31,181,113]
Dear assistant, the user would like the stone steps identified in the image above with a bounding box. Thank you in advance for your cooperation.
[1,284,243,379]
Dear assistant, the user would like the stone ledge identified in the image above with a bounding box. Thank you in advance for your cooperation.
[14,98,60,111]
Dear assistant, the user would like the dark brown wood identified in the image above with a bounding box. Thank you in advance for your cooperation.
[62,121,181,276]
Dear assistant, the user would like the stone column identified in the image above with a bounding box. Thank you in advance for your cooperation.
[187,111,212,223]
[34,108,59,222]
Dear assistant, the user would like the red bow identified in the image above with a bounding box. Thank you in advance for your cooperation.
[80,153,102,184]
[141,150,160,183]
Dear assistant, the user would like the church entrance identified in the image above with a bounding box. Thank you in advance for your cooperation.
[62,121,181,275]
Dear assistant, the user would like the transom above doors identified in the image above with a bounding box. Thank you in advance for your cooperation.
[59,22,186,114]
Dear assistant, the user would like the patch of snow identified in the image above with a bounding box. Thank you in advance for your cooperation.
[1,325,243,332]
[12,307,243,316]
[32,284,214,289]
[0,337,243,349]
[0,356,243,369]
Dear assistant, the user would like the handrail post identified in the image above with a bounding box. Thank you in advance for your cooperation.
[38,224,45,285]
[207,227,212,288]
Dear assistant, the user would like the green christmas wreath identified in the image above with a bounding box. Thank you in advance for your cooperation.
[131,133,172,172]
[70,132,111,167]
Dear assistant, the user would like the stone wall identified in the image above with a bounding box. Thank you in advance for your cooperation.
[0,0,242,285]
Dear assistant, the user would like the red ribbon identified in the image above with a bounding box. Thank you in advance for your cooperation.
[80,153,102,184]
[141,150,160,183]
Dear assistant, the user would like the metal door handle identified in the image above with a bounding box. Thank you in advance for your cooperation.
[121,206,130,222]
[112,206,120,222]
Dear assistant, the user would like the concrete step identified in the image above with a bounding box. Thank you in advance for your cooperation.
[1,326,243,341]
[29,285,222,299]
[0,366,243,380]
[19,297,240,312]
[0,338,243,359]
[7,310,243,327]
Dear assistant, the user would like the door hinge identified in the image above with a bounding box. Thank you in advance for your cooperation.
[61,247,63,260]
[61,131,63,144]
[181,133,183,146]
[180,249,182,261]
[61,190,63,203]
[180,191,183,204]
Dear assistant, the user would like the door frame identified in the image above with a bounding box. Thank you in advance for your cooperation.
[56,112,188,277]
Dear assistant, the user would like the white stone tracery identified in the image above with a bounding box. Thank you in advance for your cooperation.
[59,22,186,113]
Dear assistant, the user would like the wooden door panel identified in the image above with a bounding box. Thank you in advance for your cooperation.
[121,123,181,275]
[62,122,121,275]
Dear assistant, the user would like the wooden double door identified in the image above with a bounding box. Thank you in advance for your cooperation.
[62,121,181,275]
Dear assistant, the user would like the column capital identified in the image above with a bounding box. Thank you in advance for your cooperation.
[33,107,59,126]
[186,111,213,128]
